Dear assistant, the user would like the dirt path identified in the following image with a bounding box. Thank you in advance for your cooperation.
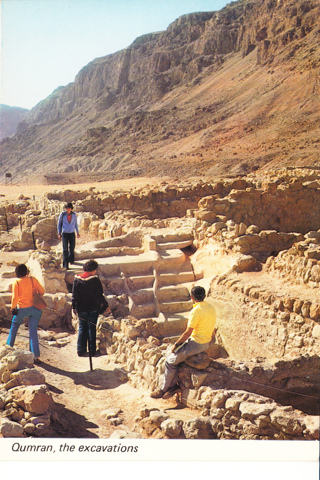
[0,327,199,439]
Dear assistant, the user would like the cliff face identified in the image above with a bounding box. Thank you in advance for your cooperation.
[1,0,319,183]
[0,105,29,141]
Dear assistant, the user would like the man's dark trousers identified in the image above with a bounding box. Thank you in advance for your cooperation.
[62,232,76,269]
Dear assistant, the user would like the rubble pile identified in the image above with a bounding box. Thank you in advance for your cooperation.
[0,346,52,438]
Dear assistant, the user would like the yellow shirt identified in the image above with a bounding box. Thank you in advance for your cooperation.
[188,300,216,344]
[11,276,45,309]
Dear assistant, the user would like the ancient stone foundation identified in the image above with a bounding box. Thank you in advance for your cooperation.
[97,315,319,440]
[1,169,320,438]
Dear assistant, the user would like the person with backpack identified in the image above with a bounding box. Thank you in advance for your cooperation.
[57,202,80,269]
[6,264,45,362]
[72,259,109,357]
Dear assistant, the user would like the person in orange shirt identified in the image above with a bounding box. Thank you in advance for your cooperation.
[6,264,45,360]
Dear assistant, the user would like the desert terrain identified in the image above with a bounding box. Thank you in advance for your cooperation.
[0,169,320,441]
[0,0,319,442]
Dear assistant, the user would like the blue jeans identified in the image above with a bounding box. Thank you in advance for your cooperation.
[6,306,42,358]
[77,311,99,355]
[161,338,209,392]
[62,232,76,268]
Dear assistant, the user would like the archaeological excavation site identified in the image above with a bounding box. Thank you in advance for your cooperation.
[0,167,319,440]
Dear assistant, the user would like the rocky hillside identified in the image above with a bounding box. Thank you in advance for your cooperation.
[0,0,319,183]
[0,105,29,141]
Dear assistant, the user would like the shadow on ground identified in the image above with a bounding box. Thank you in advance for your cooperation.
[40,361,128,391]
[48,401,100,438]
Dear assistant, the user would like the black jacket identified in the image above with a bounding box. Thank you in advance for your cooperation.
[72,274,106,313]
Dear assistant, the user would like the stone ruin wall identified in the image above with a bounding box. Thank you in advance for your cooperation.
[94,316,319,440]
[1,168,320,439]
[2,169,320,360]
[2,168,320,251]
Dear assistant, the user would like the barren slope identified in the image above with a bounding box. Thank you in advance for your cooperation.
[0,0,319,184]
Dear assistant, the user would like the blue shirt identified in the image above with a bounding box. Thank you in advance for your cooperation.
[58,211,79,234]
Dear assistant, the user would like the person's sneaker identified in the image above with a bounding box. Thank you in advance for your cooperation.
[150,389,165,399]
[162,384,180,399]
[77,352,86,357]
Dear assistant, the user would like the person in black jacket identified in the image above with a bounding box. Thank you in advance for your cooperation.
[72,259,109,356]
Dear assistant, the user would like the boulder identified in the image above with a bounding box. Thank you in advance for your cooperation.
[303,416,319,439]
[239,401,275,420]
[10,368,46,386]
[12,384,52,414]
[209,222,227,234]
[270,409,304,435]
[194,210,217,223]
[149,410,169,427]
[246,225,260,234]
[233,254,260,273]
[184,351,211,369]
[160,418,183,438]
[0,419,24,437]
[183,417,215,439]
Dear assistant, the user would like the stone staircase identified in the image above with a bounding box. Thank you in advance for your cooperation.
[73,231,200,337]
[0,232,200,337]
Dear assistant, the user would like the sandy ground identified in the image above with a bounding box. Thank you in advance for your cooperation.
[0,325,200,438]
[0,177,169,202]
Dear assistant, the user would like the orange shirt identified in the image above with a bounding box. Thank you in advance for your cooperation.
[11,276,45,309]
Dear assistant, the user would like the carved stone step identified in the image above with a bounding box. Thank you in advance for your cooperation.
[151,233,193,244]
[131,303,156,319]
[156,285,190,302]
[156,249,186,272]
[160,300,193,314]
[126,275,154,291]
[156,312,190,336]
[131,288,155,304]
[156,240,193,251]
[103,276,124,295]
[158,271,195,286]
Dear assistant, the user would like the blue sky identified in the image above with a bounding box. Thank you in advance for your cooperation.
[0,0,229,110]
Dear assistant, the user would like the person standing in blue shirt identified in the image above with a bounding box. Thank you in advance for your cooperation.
[57,202,80,269]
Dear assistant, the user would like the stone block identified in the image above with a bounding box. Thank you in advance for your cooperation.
[12,384,52,414]
[239,402,275,420]
[0,419,24,437]
[149,410,169,427]
[184,352,210,369]
[161,418,183,438]
[10,368,46,386]
[270,410,304,435]
[183,417,214,439]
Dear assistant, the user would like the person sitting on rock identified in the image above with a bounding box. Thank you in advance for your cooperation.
[151,285,216,399]
[72,259,110,357]
[6,264,45,362]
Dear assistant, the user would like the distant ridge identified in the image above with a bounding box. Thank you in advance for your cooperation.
[0,104,29,141]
